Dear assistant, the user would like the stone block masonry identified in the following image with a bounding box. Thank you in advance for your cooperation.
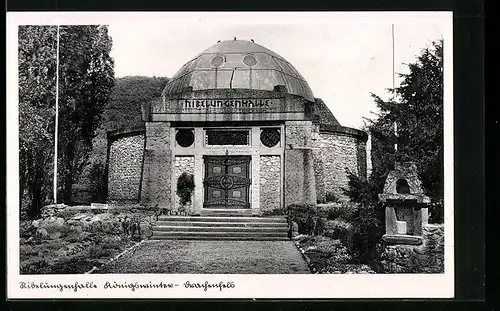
[108,134,145,203]
[284,121,317,207]
[140,122,172,208]
[260,155,282,213]
[173,156,195,209]
[313,131,367,202]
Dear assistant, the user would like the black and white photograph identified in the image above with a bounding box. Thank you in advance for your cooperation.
[7,12,454,298]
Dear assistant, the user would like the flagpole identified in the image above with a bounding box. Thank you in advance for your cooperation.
[53,25,60,204]
[392,23,398,152]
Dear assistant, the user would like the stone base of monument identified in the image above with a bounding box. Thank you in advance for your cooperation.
[382,234,423,245]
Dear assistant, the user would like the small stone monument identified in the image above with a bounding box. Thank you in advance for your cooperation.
[378,162,430,245]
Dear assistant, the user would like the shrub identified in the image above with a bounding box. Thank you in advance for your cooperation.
[325,191,338,203]
[314,217,327,236]
[262,208,286,217]
[88,162,107,203]
[176,172,195,206]
[87,244,114,258]
[350,204,384,263]
[287,203,318,235]
[49,256,96,274]
[317,203,359,221]
[20,221,36,239]
[57,208,80,219]
[20,257,49,274]
[428,201,444,224]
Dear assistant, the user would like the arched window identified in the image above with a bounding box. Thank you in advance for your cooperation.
[396,179,411,194]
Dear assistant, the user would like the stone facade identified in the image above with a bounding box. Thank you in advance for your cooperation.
[106,40,370,214]
[312,130,367,202]
[108,133,144,203]
[140,122,172,208]
[173,156,195,209]
[259,155,282,213]
[378,224,445,273]
[284,121,317,207]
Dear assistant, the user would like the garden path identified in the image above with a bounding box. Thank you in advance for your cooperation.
[98,240,310,274]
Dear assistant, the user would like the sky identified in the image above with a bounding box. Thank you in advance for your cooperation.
[106,12,451,128]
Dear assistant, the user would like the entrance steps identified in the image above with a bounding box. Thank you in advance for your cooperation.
[151,216,290,241]
[199,209,253,217]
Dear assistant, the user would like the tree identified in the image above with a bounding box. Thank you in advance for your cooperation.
[395,40,444,200]
[343,39,444,261]
[346,39,444,204]
[18,26,58,218]
[18,25,115,217]
[56,25,115,204]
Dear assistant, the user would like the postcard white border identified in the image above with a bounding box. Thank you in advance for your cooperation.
[6,11,454,299]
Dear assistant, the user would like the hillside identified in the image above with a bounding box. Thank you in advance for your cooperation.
[76,76,169,200]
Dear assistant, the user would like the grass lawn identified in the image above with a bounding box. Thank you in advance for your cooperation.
[98,240,310,274]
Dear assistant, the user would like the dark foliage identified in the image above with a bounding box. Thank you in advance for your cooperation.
[287,203,318,235]
[18,25,115,215]
[429,201,444,224]
[344,40,444,208]
[317,203,358,221]
[341,40,443,263]
[176,173,195,206]
[104,76,169,132]
[88,162,107,203]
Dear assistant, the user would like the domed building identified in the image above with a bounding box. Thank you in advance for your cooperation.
[107,39,368,216]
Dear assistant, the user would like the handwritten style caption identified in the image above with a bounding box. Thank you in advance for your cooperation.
[19,280,236,293]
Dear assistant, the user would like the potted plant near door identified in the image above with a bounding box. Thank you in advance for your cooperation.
[176,172,195,216]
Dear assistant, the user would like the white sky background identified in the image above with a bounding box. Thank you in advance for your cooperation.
[107,12,447,129]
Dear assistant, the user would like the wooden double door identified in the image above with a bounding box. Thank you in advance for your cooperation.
[203,155,251,209]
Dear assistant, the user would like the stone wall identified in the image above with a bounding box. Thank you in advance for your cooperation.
[108,133,145,203]
[173,156,195,210]
[378,224,445,273]
[284,121,316,207]
[313,131,367,202]
[140,122,172,208]
[259,155,282,213]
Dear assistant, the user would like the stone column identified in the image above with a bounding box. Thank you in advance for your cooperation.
[140,122,172,209]
[251,153,261,216]
[193,127,204,215]
[284,121,317,208]
[193,154,203,215]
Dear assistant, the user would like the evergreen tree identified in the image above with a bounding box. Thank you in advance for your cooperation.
[346,39,444,205]
[56,25,115,204]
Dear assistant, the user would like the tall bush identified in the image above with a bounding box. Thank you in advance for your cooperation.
[88,162,107,203]
[176,173,195,207]
[287,203,318,235]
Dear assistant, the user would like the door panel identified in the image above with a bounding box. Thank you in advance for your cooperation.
[203,155,251,209]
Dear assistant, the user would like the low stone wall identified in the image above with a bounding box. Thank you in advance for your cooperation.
[378,224,444,273]
[108,133,145,203]
[260,155,282,214]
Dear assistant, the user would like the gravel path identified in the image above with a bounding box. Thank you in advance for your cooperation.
[98,240,310,274]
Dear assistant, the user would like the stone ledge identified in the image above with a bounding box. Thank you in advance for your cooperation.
[378,193,431,204]
[107,126,145,140]
[382,234,423,245]
[318,124,368,142]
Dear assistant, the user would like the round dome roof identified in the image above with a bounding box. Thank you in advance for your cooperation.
[163,40,315,102]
